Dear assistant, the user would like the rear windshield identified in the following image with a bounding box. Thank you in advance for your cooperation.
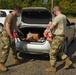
[22,9,52,24]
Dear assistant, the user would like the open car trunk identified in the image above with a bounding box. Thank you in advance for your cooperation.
[21,8,52,24]
[17,7,52,42]
[19,27,46,42]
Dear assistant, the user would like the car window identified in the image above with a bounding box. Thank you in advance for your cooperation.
[22,9,51,19]
[0,11,6,17]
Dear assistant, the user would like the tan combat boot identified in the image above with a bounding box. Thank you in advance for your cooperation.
[64,58,72,69]
[45,66,56,72]
[13,58,24,64]
[0,63,8,71]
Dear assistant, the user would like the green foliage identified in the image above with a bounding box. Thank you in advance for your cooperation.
[0,0,8,9]
[53,0,61,6]
[0,0,76,16]
[59,0,76,16]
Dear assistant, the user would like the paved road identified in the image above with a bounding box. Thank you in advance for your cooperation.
[0,18,76,75]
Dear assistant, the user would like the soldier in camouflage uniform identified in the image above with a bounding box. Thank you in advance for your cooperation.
[45,6,72,72]
[0,6,24,71]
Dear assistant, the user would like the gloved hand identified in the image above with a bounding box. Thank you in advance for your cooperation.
[17,31,24,38]
[11,38,15,44]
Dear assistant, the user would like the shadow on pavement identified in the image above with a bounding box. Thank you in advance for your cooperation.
[7,53,50,68]
[57,38,76,71]
[57,62,75,71]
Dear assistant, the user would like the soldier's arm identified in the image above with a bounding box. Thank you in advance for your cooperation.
[14,25,21,32]
[49,16,60,30]
[49,21,55,30]
[5,22,13,38]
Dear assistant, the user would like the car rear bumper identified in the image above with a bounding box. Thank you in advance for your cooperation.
[15,38,51,54]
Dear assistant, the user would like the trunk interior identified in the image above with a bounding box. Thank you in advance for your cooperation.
[19,27,46,42]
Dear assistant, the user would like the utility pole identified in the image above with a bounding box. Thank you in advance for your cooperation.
[51,0,53,12]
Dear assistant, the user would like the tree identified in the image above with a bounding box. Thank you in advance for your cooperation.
[0,0,8,9]
[59,0,76,16]
[0,0,76,16]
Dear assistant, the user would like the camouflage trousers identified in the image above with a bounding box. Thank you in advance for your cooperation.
[0,30,17,64]
[49,35,68,66]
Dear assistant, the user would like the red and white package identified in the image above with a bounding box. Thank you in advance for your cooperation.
[43,27,54,42]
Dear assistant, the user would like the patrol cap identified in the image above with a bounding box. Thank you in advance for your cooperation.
[53,6,60,12]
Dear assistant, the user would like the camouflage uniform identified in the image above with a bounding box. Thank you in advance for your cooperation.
[49,35,67,66]
[0,13,18,64]
[49,14,68,66]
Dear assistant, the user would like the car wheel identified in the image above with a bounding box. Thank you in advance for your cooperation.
[63,40,68,54]
[0,23,3,33]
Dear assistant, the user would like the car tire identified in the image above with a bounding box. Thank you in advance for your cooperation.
[63,40,68,54]
[0,23,3,33]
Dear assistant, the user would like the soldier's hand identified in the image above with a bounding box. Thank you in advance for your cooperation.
[43,29,49,38]
[11,38,15,44]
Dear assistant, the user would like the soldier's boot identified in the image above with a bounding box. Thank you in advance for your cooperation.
[45,66,56,72]
[13,58,24,64]
[0,63,8,71]
[64,58,72,69]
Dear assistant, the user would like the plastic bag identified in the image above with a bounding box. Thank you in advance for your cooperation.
[43,27,54,42]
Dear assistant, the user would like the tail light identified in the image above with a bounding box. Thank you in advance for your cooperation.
[13,32,18,38]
